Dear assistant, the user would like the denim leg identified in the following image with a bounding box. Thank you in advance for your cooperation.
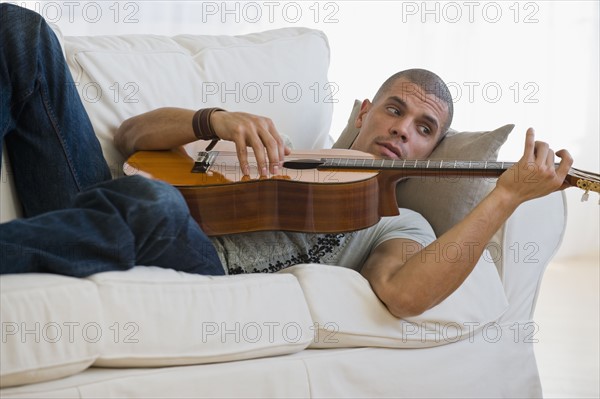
[0,176,224,277]
[0,4,111,217]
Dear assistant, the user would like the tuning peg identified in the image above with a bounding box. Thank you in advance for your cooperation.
[581,189,590,202]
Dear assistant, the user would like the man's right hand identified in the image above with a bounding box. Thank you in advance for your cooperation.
[211,111,291,176]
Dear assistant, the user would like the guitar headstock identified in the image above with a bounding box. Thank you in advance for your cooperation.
[568,167,600,204]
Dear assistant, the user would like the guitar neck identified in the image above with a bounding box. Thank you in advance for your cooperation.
[320,157,515,175]
[284,157,600,195]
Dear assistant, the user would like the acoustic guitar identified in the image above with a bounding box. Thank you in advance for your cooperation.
[124,141,599,236]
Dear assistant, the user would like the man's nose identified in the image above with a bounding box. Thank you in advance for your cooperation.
[390,118,412,142]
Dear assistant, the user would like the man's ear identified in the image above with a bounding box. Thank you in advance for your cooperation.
[354,99,372,129]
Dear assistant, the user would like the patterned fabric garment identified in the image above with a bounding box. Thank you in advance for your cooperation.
[211,232,353,275]
[210,209,436,275]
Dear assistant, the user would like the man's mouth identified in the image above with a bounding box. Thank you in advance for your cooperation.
[377,142,404,159]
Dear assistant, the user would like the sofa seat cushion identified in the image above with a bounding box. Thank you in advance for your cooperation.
[0,267,314,386]
[0,274,103,388]
[86,266,313,367]
[280,258,508,348]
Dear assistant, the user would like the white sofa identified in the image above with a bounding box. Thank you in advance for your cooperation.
[0,26,567,398]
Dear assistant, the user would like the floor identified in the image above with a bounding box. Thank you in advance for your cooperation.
[534,253,600,398]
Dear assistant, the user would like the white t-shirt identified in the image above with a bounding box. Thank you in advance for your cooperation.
[210,209,435,275]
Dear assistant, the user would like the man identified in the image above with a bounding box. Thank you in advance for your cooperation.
[0,4,572,318]
[115,72,573,318]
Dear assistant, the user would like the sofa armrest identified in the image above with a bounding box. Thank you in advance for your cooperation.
[494,191,567,323]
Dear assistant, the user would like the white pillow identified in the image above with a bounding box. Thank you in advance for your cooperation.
[280,261,508,348]
[333,100,513,236]
[63,28,333,177]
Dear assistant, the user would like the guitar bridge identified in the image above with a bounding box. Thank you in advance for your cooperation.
[191,151,218,173]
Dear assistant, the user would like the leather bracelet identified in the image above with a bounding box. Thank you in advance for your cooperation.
[192,107,226,141]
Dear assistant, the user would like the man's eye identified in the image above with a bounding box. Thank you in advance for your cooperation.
[419,126,431,135]
[387,107,401,115]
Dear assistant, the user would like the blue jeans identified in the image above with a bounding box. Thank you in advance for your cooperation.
[0,4,224,276]
[0,3,111,216]
[1,176,224,276]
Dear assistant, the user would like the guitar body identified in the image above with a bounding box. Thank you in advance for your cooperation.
[124,142,401,236]
[124,141,599,236]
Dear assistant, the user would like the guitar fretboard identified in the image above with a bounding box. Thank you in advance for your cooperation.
[321,158,516,172]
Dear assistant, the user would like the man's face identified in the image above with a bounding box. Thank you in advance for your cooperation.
[350,78,449,160]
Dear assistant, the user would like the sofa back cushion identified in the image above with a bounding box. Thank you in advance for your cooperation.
[63,28,333,177]
[0,26,333,220]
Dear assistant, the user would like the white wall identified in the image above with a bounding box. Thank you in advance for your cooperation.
[16,0,599,259]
